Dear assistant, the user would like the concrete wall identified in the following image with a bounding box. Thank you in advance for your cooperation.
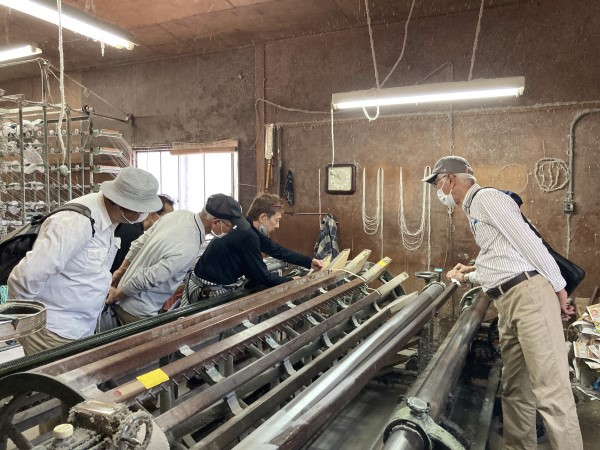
[1,0,599,304]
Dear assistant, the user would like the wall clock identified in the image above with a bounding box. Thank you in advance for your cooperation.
[326,163,356,195]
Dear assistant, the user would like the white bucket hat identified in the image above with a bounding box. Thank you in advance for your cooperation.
[100,167,162,212]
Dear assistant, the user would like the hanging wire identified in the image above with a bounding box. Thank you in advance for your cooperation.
[468,0,486,81]
[381,0,416,87]
[56,0,67,164]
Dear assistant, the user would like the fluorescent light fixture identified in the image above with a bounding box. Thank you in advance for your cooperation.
[0,0,136,50]
[332,76,525,110]
[0,44,42,62]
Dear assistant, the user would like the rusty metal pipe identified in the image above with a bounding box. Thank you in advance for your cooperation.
[382,291,491,450]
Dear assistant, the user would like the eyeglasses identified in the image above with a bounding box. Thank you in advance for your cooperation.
[218,219,234,231]
[433,175,449,188]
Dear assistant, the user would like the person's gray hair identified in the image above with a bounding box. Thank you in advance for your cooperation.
[199,208,214,221]
[455,173,477,184]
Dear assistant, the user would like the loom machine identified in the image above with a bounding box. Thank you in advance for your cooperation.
[0,250,500,450]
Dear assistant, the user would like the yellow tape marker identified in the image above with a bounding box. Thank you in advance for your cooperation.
[377,260,387,267]
[137,368,169,389]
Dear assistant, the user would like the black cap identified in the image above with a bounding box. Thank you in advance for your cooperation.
[205,194,250,230]
[158,194,176,206]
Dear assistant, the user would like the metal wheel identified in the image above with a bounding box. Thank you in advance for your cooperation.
[0,373,85,450]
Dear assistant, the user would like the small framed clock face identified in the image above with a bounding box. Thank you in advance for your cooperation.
[326,164,356,195]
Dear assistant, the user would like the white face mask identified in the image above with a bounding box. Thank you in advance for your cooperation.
[121,211,148,224]
[211,220,230,238]
[436,178,457,207]
[211,229,226,238]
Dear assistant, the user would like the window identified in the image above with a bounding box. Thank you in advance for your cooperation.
[134,146,238,212]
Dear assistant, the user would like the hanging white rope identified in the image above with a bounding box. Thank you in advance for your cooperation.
[318,168,322,216]
[362,167,384,236]
[56,0,67,164]
[535,158,569,192]
[330,106,335,167]
[398,166,431,256]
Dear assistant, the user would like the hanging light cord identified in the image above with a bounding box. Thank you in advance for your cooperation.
[468,0,486,81]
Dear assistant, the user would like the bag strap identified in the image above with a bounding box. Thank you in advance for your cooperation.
[33,203,96,238]
[469,187,549,247]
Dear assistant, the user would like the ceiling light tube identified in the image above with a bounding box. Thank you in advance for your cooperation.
[0,44,42,62]
[0,0,136,50]
[332,76,525,110]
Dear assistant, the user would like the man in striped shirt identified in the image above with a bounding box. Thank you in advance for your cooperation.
[423,156,582,450]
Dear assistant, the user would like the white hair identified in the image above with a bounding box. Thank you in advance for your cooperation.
[455,173,477,184]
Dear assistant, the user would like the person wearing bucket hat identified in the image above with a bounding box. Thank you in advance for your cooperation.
[105,194,248,324]
[8,167,161,355]
[182,193,324,305]
[424,156,582,448]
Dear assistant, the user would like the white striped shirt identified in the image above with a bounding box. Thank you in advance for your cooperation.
[462,184,565,292]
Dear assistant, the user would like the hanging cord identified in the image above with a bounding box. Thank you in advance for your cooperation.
[381,0,416,87]
[47,66,130,118]
[427,171,432,270]
[361,167,384,236]
[398,166,431,254]
[361,0,416,121]
[468,0,486,81]
[56,0,67,165]
[364,0,380,89]
[362,0,380,121]
[362,167,385,259]
[318,168,322,217]
[330,106,335,166]
[252,98,329,149]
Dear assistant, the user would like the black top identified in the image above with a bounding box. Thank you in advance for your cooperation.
[193,218,312,287]
[110,222,144,273]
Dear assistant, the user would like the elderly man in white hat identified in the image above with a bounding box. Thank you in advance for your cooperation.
[8,167,161,355]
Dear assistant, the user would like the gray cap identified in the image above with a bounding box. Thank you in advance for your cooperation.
[422,156,474,184]
[100,167,162,212]
[206,194,250,230]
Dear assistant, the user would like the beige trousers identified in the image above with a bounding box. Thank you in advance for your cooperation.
[113,303,142,325]
[495,274,582,450]
[18,327,73,356]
